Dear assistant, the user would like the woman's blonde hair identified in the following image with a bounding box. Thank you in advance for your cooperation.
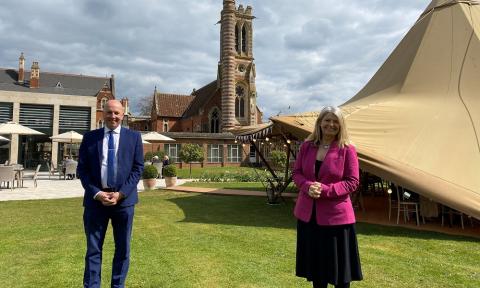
[306,106,351,148]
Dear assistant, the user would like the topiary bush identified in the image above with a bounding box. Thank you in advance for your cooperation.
[142,165,158,179]
[163,164,177,177]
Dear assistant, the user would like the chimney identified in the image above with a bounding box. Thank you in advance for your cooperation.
[18,52,25,84]
[30,61,40,89]
[110,74,116,98]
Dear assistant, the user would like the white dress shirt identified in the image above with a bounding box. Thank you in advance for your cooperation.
[100,126,121,189]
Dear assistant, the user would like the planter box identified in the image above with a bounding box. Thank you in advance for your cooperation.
[143,178,156,190]
[165,176,177,187]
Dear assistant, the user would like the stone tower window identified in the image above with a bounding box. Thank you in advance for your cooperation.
[242,25,247,53]
[235,85,245,118]
[235,24,240,53]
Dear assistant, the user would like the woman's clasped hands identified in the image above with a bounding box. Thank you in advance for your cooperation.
[308,182,322,198]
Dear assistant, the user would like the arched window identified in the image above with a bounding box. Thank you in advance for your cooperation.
[235,85,245,118]
[98,120,103,128]
[235,24,240,53]
[210,108,220,133]
[163,119,168,132]
[242,25,247,53]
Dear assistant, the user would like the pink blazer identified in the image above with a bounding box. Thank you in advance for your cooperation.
[293,140,359,225]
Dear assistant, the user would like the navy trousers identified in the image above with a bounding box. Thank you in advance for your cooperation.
[83,205,135,288]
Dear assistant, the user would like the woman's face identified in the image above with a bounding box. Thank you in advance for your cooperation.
[320,113,340,138]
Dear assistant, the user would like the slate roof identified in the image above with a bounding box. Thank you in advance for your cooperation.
[0,68,112,97]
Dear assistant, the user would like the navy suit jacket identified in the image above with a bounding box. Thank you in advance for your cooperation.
[77,127,144,208]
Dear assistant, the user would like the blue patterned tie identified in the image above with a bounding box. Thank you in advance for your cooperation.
[107,130,115,188]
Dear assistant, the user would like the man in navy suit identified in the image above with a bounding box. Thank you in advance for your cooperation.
[77,100,144,288]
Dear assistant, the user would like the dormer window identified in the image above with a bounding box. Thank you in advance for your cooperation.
[55,81,63,88]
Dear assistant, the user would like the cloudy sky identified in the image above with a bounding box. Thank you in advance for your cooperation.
[0,0,428,119]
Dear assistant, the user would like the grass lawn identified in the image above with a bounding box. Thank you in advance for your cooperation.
[0,191,479,287]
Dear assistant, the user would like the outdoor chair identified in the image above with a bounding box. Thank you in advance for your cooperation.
[23,164,42,188]
[0,165,15,190]
[46,162,59,179]
[392,185,423,226]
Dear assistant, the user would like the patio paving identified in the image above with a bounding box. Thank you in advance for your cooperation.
[0,171,187,201]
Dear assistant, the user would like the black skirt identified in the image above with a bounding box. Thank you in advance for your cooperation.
[296,207,363,285]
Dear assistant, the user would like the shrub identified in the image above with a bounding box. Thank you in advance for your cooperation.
[269,150,287,170]
[197,169,269,182]
[163,165,177,177]
[142,165,158,179]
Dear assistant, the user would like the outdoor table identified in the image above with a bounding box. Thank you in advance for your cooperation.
[12,164,24,188]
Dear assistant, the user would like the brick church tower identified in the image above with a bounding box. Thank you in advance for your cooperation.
[219,0,257,131]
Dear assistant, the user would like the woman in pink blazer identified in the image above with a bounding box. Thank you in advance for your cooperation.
[293,106,362,288]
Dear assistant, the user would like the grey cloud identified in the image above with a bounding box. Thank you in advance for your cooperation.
[0,0,429,118]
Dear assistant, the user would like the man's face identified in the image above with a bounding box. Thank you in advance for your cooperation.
[103,101,124,130]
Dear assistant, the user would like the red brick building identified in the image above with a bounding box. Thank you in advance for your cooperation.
[142,1,263,167]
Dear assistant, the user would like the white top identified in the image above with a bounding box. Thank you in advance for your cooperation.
[100,126,121,189]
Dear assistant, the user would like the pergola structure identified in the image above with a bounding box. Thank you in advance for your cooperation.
[230,121,303,203]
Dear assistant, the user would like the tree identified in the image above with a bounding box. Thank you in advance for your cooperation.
[179,144,204,178]
[136,94,154,116]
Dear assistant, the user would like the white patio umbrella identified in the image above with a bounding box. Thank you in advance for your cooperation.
[0,122,44,164]
[0,121,44,135]
[50,130,83,158]
[50,130,83,143]
[142,132,175,142]
[141,132,175,154]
